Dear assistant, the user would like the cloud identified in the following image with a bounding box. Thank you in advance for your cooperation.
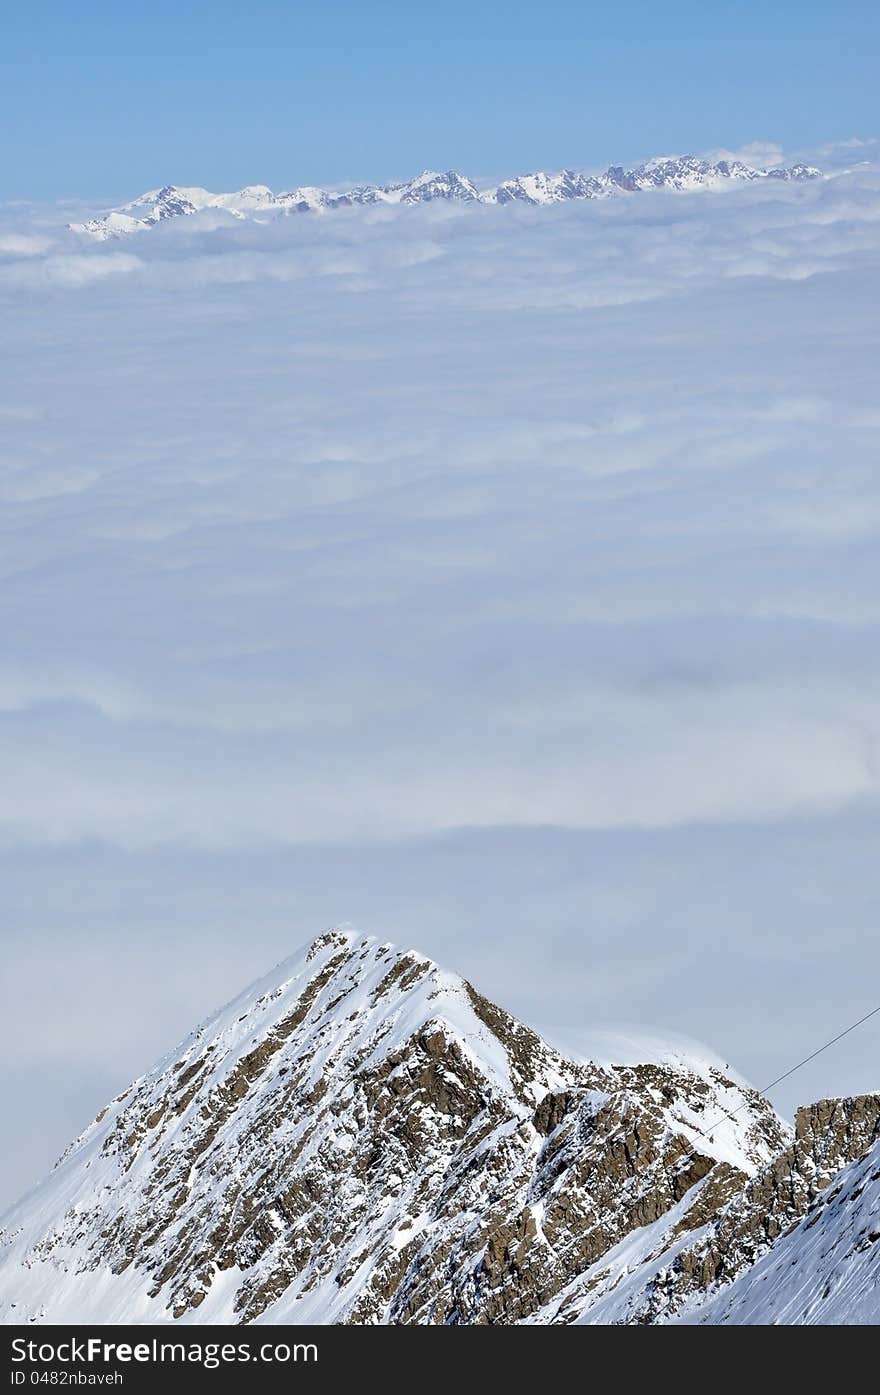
[808,136,880,172]
[0,666,877,846]
[704,140,787,169]
[0,250,142,288]
[0,170,878,849]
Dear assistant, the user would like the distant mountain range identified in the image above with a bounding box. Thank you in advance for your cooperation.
[70,154,823,240]
[1,928,876,1325]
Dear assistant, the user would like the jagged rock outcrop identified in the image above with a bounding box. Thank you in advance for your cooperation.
[0,929,874,1326]
[688,1127,880,1324]
[69,155,822,239]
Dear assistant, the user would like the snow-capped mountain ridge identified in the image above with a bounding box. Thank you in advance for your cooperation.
[0,929,874,1325]
[688,1124,880,1324]
[69,155,823,239]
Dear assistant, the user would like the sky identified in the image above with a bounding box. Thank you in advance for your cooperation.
[1,1,879,201]
[1,154,880,1208]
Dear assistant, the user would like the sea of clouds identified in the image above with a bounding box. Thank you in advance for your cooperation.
[1,140,879,1205]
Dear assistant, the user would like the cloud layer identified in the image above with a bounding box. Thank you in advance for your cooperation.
[2,161,880,1205]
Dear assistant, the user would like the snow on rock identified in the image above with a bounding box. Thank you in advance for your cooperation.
[69,155,823,239]
[685,1103,880,1325]
[0,928,790,1326]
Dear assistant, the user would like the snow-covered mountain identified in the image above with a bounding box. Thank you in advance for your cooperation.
[69,155,822,240]
[689,1124,880,1325]
[0,929,874,1325]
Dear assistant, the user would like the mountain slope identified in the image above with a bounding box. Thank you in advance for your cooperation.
[69,155,822,239]
[0,928,789,1326]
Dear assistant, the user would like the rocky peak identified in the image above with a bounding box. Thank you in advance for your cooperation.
[396,170,481,203]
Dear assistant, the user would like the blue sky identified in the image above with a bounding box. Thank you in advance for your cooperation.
[2,0,878,200]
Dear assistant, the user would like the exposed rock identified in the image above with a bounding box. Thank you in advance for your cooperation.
[0,930,871,1327]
